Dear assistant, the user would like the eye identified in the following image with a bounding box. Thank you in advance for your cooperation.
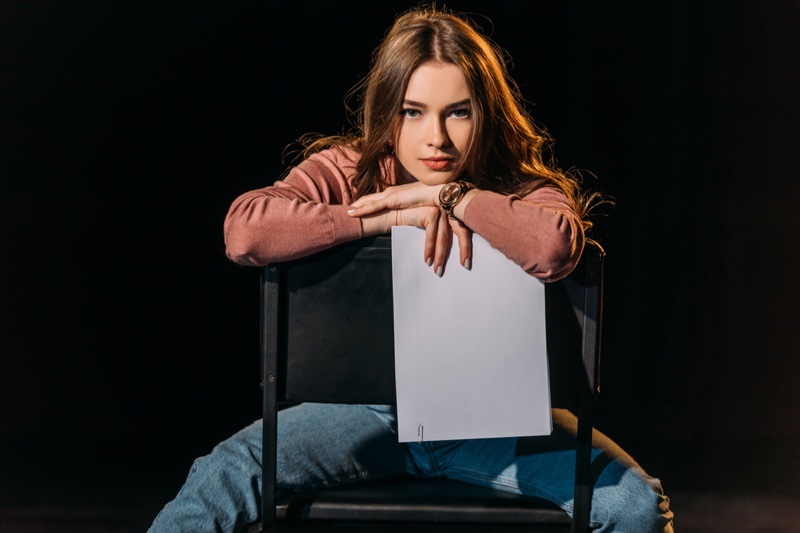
[400,108,421,118]
[449,107,471,119]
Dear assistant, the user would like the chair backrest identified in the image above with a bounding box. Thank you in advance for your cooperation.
[264,236,396,405]
[262,235,603,407]
[259,235,605,532]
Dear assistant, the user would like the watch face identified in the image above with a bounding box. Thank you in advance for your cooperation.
[440,182,461,203]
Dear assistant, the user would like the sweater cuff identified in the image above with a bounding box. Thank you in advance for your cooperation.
[329,204,364,245]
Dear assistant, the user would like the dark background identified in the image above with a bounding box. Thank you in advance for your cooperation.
[2,0,799,528]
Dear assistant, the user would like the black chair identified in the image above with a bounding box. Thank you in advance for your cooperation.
[257,235,604,532]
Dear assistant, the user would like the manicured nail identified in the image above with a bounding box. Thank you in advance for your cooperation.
[436,266,443,277]
[425,256,433,267]
[464,258,471,270]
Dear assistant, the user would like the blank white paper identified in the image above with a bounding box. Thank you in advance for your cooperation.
[391,226,552,443]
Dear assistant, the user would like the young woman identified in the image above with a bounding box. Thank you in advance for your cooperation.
[149,6,674,532]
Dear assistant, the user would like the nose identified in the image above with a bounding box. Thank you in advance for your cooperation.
[426,116,451,148]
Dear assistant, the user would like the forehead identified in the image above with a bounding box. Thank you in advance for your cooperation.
[404,61,471,102]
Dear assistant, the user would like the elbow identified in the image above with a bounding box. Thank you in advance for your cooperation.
[224,229,266,267]
[525,216,585,282]
[223,211,269,267]
[530,242,581,282]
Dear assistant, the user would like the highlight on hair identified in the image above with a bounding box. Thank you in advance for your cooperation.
[298,4,606,233]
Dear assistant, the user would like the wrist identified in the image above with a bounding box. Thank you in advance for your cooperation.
[433,184,445,208]
[361,211,395,236]
[451,188,479,221]
[438,180,475,219]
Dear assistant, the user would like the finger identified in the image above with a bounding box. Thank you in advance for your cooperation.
[349,191,384,209]
[347,203,380,217]
[450,219,473,269]
[348,200,386,217]
[433,210,451,276]
[423,212,436,268]
[350,182,432,215]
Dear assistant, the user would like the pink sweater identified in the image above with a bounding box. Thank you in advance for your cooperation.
[224,147,584,281]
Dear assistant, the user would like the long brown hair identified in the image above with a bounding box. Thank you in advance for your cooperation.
[300,5,603,231]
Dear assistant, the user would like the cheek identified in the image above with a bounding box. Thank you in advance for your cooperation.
[452,123,473,149]
[393,136,416,176]
[395,123,415,149]
[395,129,417,163]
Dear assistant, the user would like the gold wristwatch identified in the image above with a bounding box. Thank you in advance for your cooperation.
[438,180,474,219]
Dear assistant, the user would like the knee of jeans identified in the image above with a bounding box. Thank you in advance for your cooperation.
[593,464,674,533]
[210,430,263,469]
[617,492,672,532]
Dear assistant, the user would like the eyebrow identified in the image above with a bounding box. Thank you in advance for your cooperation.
[402,98,472,110]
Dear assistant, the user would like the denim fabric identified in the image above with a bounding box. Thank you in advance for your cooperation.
[149,404,673,533]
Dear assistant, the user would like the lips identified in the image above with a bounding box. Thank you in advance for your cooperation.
[421,158,453,171]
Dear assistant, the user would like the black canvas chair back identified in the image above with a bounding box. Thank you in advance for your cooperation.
[258,235,604,532]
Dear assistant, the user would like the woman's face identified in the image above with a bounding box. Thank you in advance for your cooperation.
[394,60,473,185]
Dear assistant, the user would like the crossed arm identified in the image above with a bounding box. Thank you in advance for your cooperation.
[224,148,583,281]
[347,181,477,276]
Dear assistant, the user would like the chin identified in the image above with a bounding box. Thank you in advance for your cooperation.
[414,171,458,186]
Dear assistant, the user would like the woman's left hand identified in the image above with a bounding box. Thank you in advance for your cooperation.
[348,182,473,274]
[347,181,439,215]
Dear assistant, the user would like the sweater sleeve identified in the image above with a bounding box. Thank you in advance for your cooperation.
[461,185,585,282]
[224,147,364,266]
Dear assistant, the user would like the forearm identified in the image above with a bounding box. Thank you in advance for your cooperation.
[461,188,584,281]
[224,191,362,266]
[224,146,367,265]
[340,178,584,280]
[359,210,397,237]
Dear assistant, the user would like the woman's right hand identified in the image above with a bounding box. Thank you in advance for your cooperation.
[358,205,472,276]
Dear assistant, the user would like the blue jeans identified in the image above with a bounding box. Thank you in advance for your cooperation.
[149,404,674,533]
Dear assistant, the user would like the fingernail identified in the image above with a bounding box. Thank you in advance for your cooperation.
[464,258,471,270]
[436,266,443,277]
[347,209,356,215]
[425,256,433,267]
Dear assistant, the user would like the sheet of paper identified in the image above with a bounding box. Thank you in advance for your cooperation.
[391,226,552,443]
